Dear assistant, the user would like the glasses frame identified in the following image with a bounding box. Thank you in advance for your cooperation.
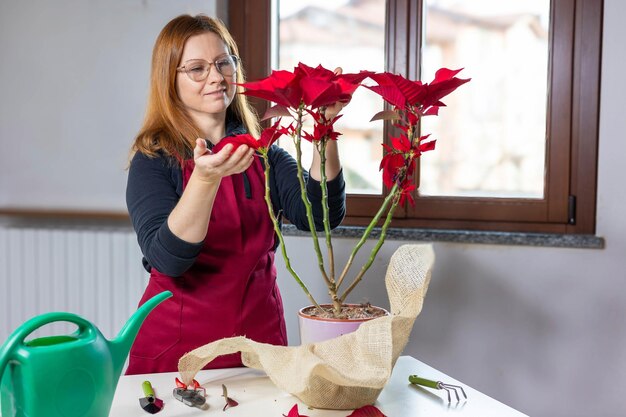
[176,54,240,81]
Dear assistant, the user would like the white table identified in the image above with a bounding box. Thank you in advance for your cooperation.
[109,356,527,416]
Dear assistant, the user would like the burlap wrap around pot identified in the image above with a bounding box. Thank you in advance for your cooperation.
[178,244,435,410]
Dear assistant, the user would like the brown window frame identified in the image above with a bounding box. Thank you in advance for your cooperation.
[229,0,602,235]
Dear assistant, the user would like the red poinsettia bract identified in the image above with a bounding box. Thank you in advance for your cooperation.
[258,119,288,149]
[379,134,435,189]
[240,63,372,111]
[398,180,417,207]
[212,119,285,154]
[366,68,470,115]
[346,405,388,417]
[211,133,258,154]
[238,69,302,109]
[296,63,372,108]
[302,111,342,142]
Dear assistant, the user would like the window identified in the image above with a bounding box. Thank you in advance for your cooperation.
[229,0,602,234]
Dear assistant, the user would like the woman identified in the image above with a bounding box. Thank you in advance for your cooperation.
[125,14,346,374]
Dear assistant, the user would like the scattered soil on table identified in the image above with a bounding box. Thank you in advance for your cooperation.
[300,303,388,320]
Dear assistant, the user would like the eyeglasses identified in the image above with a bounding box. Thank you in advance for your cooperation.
[176,55,239,82]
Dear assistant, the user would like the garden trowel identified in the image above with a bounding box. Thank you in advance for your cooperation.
[139,381,164,414]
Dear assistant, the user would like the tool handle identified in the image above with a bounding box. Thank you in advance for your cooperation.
[142,381,155,398]
[0,312,97,380]
[409,375,440,389]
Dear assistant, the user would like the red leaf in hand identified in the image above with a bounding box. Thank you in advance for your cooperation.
[346,405,387,417]
[283,404,309,417]
[212,134,259,154]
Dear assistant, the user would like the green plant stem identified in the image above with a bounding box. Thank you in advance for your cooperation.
[340,192,401,303]
[317,138,340,313]
[335,183,399,291]
[294,107,331,288]
[260,152,321,311]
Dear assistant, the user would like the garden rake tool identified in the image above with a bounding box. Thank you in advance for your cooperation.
[408,375,467,403]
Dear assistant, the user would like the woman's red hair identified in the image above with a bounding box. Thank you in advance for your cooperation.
[132,14,260,159]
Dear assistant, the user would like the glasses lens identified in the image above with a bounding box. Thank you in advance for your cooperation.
[215,56,238,77]
[185,60,210,82]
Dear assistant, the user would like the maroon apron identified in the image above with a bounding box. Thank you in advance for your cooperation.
[126,156,287,374]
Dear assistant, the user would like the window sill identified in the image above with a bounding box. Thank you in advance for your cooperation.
[281,224,605,249]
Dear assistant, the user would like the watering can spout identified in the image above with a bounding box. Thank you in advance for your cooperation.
[110,291,172,375]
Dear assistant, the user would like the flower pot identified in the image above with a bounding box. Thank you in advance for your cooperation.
[298,304,389,345]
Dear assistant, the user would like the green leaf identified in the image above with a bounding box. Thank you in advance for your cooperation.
[369,110,400,122]
[262,104,293,121]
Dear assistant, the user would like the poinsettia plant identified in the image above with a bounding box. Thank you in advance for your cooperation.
[214,63,469,317]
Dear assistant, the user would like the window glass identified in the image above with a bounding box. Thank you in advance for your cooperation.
[273,0,386,194]
[419,0,550,198]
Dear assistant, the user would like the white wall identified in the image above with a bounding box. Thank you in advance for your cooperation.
[0,0,220,211]
[275,1,626,416]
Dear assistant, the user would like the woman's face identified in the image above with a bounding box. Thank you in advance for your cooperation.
[176,32,236,121]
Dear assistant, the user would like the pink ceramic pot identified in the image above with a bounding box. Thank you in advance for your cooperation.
[297,304,389,345]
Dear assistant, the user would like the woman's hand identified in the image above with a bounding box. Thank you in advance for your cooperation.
[167,138,254,243]
[192,138,255,184]
[325,67,350,120]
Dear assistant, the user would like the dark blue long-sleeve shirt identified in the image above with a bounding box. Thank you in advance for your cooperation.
[126,128,346,277]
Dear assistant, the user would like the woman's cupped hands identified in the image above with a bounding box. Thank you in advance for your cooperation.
[192,138,255,184]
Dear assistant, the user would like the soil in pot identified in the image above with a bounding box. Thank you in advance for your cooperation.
[300,303,388,320]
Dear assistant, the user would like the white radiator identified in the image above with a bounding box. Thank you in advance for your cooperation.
[0,225,149,342]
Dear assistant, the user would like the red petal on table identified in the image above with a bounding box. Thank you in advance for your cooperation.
[222,397,239,411]
[346,405,388,417]
[283,404,309,417]
[221,384,239,411]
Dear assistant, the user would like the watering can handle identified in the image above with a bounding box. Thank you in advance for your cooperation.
[0,312,97,379]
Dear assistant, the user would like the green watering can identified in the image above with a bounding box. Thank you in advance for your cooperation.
[0,291,172,417]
